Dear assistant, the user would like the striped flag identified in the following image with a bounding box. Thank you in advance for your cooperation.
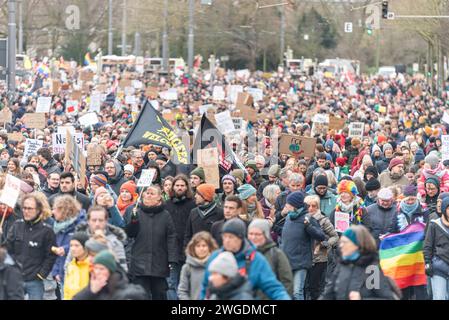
[379,222,427,289]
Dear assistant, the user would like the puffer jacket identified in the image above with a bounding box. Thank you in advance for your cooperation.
[63,257,90,300]
[320,252,397,300]
[311,211,339,263]
[418,164,449,198]
[178,254,208,300]
[424,214,449,278]
[364,203,399,246]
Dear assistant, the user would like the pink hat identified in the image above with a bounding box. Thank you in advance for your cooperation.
[389,158,404,170]
[94,186,109,201]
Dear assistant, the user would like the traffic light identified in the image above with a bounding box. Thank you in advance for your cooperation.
[382,1,389,19]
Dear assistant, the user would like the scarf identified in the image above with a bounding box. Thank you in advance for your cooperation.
[264,198,274,209]
[247,203,257,218]
[400,200,419,217]
[336,196,365,224]
[342,250,361,262]
[197,200,218,219]
[288,207,307,220]
[117,195,137,215]
[53,216,78,234]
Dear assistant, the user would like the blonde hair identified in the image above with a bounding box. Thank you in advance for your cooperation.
[304,195,320,208]
[53,195,81,220]
[22,192,52,220]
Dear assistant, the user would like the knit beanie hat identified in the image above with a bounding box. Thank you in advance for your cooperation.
[123,164,135,174]
[364,166,379,179]
[425,153,440,170]
[377,135,387,144]
[383,143,393,153]
[336,157,347,167]
[85,238,109,254]
[70,232,89,248]
[268,164,281,178]
[221,174,236,185]
[403,185,418,197]
[190,167,205,181]
[93,250,117,273]
[371,144,382,155]
[94,186,109,201]
[120,180,137,198]
[365,179,381,191]
[208,251,238,278]
[286,191,305,209]
[231,169,245,184]
[425,176,440,189]
[248,219,272,241]
[196,183,216,202]
[237,184,257,200]
[342,228,359,246]
[389,158,404,170]
[222,218,247,239]
[245,160,258,172]
[438,192,449,201]
[337,180,358,197]
[378,188,394,200]
[91,174,108,187]
[314,175,328,188]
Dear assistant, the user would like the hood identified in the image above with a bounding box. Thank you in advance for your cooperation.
[75,221,127,242]
[442,197,449,216]
[186,254,208,268]
[258,240,277,254]
[109,162,124,183]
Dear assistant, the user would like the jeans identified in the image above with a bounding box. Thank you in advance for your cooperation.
[293,269,308,300]
[24,280,44,300]
[166,263,182,300]
[431,275,449,300]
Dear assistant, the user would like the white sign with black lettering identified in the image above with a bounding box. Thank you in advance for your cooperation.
[0,174,22,208]
[52,132,85,155]
[349,122,364,138]
[137,169,156,187]
[442,135,449,161]
[23,139,44,160]
[36,97,52,113]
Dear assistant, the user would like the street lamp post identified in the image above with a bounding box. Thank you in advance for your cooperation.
[162,0,169,72]
[18,0,23,54]
[7,0,16,93]
[187,0,194,73]
[121,0,127,56]
[108,0,113,55]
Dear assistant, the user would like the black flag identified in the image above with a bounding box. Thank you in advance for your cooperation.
[121,100,188,164]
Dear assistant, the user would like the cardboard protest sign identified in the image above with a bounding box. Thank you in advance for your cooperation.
[52,80,61,95]
[36,97,52,113]
[79,70,94,82]
[197,148,220,189]
[0,174,22,208]
[0,108,12,124]
[125,95,137,105]
[78,112,99,127]
[349,122,364,138]
[279,134,316,158]
[119,79,132,89]
[71,90,82,101]
[278,82,290,91]
[311,114,329,137]
[24,113,46,129]
[87,143,104,166]
[215,111,235,135]
[236,92,253,108]
[7,132,25,142]
[334,212,350,233]
[442,135,449,161]
[228,85,243,104]
[96,84,108,93]
[23,139,44,160]
[89,94,102,113]
[329,116,346,131]
[137,169,156,187]
[65,130,86,186]
[145,87,159,99]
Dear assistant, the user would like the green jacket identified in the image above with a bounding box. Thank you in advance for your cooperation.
[307,189,337,218]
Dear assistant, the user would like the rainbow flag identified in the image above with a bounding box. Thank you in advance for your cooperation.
[84,52,93,66]
[379,222,427,289]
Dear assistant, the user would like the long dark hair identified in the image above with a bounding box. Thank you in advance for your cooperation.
[172,174,193,199]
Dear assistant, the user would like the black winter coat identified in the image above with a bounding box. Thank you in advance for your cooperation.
[41,185,60,199]
[424,218,449,277]
[1,212,17,244]
[184,201,224,247]
[364,203,399,246]
[320,252,397,300]
[6,218,57,281]
[165,196,196,264]
[208,275,254,300]
[49,190,91,212]
[0,254,24,300]
[108,163,126,196]
[125,203,177,278]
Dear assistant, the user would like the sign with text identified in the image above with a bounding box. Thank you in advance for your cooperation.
[23,139,44,161]
[197,148,220,189]
[442,135,449,161]
[24,113,46,129]
[215,111,235,135]
[36,96,52,113]
[87,143,104,166]
[52,132,85,155]
[329,116,346,131]
[348,122,364,138]
[0,108,12,124]
[78,112,99,127]
[0,174,22,208]
[279,134,316,158]
[335,212,350,233]
[137,169,156,187]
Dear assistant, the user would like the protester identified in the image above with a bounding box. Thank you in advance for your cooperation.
[63,232,90,300]
[49,172,90,212]
[331,180,366,231]
[0,245,24,300]
[238,184,264,223]
[117,181,138,216]
[307,174,337,218]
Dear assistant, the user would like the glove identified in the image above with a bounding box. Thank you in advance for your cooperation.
[425,264,433,277]
[397,214,408,232]
[321,241,330,249]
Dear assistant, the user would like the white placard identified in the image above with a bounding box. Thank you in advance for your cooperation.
[348,85,357,96]
[312,114,329,123]
[215,111,235,134]
[199,104,217,115]
[78,112,99,127]
[90,94,102,113]
[66,100,79,115]
[149,100,160,110]
[232,117,243,131]
[133,80,143,89]
[349,122,364,138]
[0,174,22,208]
[52,132,85,155]
[125,95,136,105]
[236,69,250,79]
[36,97,52,113]
[442,135,449,161]
[212,86,225,101]
[124,86,135,96]
[334,212,350,233]
[23,139,43,160]
[443,112,449,125]
[305,81,313,92]
[159,90,178,100]
[247,88,263,101]
[57,126,75,135]
[137,169,156,187]
[228,85,244,103]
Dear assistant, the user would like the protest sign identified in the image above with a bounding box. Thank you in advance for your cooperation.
[7,132,25,142]
[87,143,104,166]
[311,114,329,137]
[212,86,225,101]
[228,85,243,104]
[52,80,61,95]
[442,135,449,161]
[305,81,313,91]
[89,94,102,113]
[349,122,364,138]
[66,100,79,115]
[215,111,235,135]
[78,112,99,127]
[149,100,160,110]
[329,116,346,131]
[52,132,85,155]
[23,139,44,160]
[71,90,82,101]
[199,104,217,115]
[334,212,350,233]
[137,169,157,187]
[159,89,178,100]
[278,82,290,91]
[125,95,137,105]
[65,130,86,186]
[24,113,46,129]
[443,112,449,125]
[279,134,316,158]
[133,80,143,90]
[232,118,243,131]
[119,79,132,89]
[0,108,12,124]
[236,92,253,108]
[247,88,264,101]
[0,174,22,208]
[197,148,220,189]
[145,87,159,99]
[36,96,52,113]
[79,70,94,82]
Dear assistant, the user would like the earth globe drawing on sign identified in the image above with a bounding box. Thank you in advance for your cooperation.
[289,143,304,157]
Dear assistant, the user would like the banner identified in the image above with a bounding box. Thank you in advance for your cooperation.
[279,134,316,158]
[121,100,188,164]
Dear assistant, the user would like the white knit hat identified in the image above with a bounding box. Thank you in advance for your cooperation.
[208,252,238,278]
[124,164,134,174]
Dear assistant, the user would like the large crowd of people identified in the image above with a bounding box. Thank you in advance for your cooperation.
[0,58,448,300]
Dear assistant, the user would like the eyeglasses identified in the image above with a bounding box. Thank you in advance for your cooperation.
[23,207,36,211]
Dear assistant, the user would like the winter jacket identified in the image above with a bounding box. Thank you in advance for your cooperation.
[281,208,326,271]
[397,203,429,231]
[207,275,254,300]
[364,203,399,246]
[273,190,291,239]
[165,196,196,264]
[74,222,128,272]
[256,241,293,299]
[51,211,87,281]
[41,185,60,199]
[0,253,24,300]
[417,164,449,198]
[184,200,224,248]
[0,211,17,244]
[108,162,127,197]
[379,171,409,189]
[311,211,339,263]
[178,254,208,300]
[320,252,397,300]
[125,203,177,278]
[160,160,177,180]
[375,157,391,174]
[364,195,376,207]
[6,217,57,281]
[63,257,90,300]
[424,218,449,277]
[307,189,337,218]
[201,240,291,300]
[41,159,61,176]
[49,190,91,212]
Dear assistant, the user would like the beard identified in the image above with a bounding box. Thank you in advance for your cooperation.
[175,190,186,198]
[390,170,404,180]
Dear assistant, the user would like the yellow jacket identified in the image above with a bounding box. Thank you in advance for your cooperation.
[64,258,90,300]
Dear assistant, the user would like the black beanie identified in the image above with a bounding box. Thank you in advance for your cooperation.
[222,218,247,239]
[364,166,379,180]
[314,175,328,188]
[70,232,89,248]
[365,178,381,191]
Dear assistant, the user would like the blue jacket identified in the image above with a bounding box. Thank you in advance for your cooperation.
[281,207,326,271]
[200,240,291,300]
[51,210,87,280]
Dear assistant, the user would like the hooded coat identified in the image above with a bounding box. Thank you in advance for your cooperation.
[108,162,127,196]
[178,254,208,300]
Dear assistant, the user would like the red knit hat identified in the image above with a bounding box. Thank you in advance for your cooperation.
[377,134,387,144]
[196,183,216,202]
[336,157,347,167]
[389,158,404,170]
[120,181,137,198]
